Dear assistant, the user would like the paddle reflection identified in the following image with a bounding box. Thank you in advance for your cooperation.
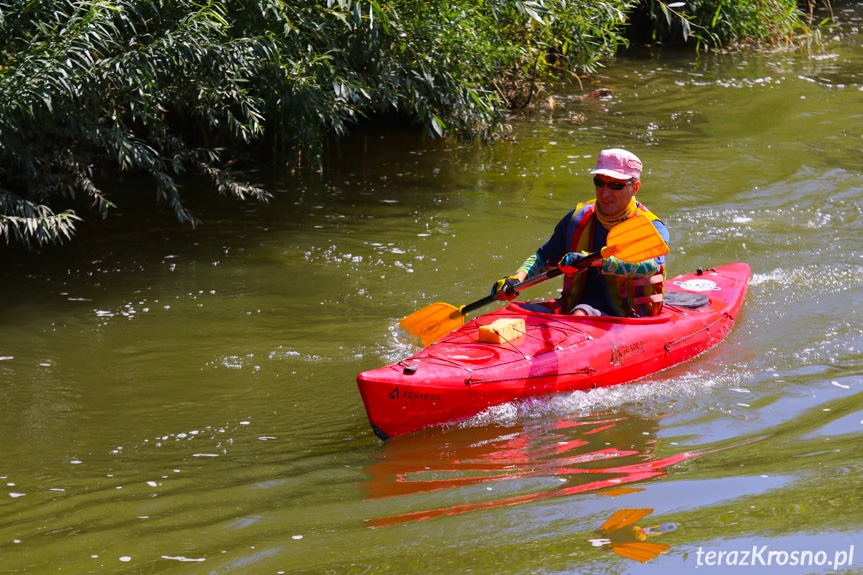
[588,508,676,563]
[363,413,715,529]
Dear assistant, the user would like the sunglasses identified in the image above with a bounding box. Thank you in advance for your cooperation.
[593,176,633,191]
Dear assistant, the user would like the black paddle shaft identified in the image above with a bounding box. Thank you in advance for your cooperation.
[460,254,601,316]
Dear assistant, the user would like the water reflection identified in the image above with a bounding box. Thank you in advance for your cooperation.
[363,411,727,529]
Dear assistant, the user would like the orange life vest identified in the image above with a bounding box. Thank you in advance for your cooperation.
[560,201,665,317]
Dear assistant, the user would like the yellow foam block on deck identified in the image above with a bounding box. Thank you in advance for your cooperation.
[478,318,525,344]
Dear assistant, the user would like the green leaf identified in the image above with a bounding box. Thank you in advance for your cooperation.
[659,4,671,27]
[431,114,446,138]
[523,5,546,25]
[712,1,723,28]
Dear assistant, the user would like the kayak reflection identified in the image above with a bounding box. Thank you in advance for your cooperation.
[588,508,677,563]
[363,412,714,529]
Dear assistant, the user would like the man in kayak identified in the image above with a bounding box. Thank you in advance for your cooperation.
[491,148,669,317]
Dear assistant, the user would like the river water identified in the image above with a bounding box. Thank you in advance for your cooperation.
[2,5,863,575]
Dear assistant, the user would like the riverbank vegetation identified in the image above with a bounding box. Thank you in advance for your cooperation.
[0,0,824,248]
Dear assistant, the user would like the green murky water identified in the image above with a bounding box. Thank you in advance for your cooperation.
[2,5,863,574]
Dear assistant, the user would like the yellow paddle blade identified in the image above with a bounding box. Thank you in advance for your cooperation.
[602,215,669,262]
[399,302,465,346]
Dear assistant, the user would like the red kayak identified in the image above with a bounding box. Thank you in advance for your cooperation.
[357,262,751,440]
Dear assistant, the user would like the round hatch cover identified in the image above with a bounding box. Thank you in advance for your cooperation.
[674,279,721,291]
[429,345,498,364]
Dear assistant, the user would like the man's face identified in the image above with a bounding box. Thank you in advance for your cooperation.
[593,176,640,216]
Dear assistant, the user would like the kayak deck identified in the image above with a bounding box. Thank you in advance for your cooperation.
[357,263,751,439]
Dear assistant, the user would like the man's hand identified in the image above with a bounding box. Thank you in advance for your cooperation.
[490,276,520,301]
[558,251,590,275]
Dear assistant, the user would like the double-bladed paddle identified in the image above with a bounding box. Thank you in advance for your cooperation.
[400,214,669,346]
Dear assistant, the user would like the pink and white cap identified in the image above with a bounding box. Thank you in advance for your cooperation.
[590,148,642,180]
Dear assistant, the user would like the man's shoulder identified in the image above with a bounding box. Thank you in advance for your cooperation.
[635,202,663,222]
[572,200,596,219]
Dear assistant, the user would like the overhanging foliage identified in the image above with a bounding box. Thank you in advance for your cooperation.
[0,0,812,248]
